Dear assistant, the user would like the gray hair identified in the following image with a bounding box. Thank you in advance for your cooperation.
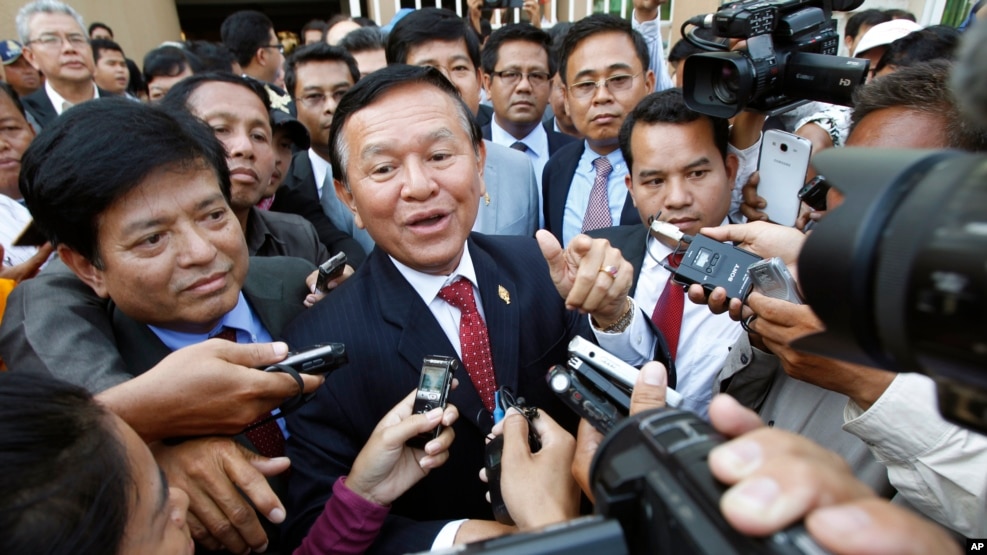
[16,0,86,44]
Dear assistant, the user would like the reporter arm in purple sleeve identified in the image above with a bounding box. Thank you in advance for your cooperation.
[293,389,459,554]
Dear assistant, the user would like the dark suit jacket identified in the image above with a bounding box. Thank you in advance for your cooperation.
[542,141,641,244]
[270,151,367,268]
[0,256,313,393]
[282,234,611,554]
[480,120,577,156]
[248,206,329,267]
[21,86,111,129]
[475,103,494,129]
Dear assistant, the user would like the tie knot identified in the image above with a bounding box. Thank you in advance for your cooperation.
[212,326,238,342]
[510,141,528,152]
[438,278,478,314]
[593,156,613,176]
[667,252,684,269]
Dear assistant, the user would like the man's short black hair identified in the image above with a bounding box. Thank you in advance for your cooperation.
[845,9,892,40]
[185,40,236,73]
[88,21,112,38]
[19,99,231,266]
[89,38,123,64]
[159,71,272,116]
[125,58,145,97]
[883,8,916,21]
[338,26,387,55]
[480,24,556,76]
[385,8,481,70]
[143,45,203,80]
[558,14,650,84]
[0,373,129,555]
[0,83,28,119]
[328,64,480,190]
[668,32,717,64]
[851,60,987,152]
[284,43,360,98]
[221,10,276,68]
[301,18,328,40]
[618,88,730,172]
[874,26,959,74]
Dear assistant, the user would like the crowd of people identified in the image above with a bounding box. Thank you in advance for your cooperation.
[0,0,985,553]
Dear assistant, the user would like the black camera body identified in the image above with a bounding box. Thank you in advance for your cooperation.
[683,0,868,118]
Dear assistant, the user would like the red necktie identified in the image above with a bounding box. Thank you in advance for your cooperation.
[581,157,614,233]
[438,278,497,412]
[213,327,286,458]
[650,253,685,360]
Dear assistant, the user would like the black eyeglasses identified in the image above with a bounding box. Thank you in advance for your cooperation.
[261,43,285,54]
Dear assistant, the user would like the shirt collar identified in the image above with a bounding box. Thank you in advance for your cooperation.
[490,119,549,159]
[148,292,254,351]
[308,148,332,194]
[46,80,99,115]
[390,241,478,305]
[578,141,626,176]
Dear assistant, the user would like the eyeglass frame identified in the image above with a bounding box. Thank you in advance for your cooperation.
[490,69,551,88]
[261,43,285,54]
[297,88,350,109]
[25,33,89,50]
[567,72,644,100]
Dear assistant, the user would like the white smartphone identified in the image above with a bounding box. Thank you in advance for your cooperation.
[757,129,812,227]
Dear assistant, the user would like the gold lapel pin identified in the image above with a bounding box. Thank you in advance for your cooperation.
[498,285,510,304]
[484,192,491,206]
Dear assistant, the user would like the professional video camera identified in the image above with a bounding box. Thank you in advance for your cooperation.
[681,0,869,118]
[797,147,987,435]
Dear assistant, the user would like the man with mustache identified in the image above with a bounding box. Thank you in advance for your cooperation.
[15,0,106,129]
[588,89,743,419]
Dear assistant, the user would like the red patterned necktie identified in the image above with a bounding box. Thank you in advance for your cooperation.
[581,156,614,233]
[438,278,497,412]
[650,253,685,360]
[213,327,285,458]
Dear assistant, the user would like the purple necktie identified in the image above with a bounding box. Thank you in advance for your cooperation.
[581,156,613,232]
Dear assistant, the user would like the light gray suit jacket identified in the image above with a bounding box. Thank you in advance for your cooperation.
[473,140,539,237]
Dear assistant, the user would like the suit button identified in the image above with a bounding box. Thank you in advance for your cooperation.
[740,354,749,364]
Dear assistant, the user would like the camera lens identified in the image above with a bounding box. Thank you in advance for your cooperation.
[781,143,789,152]
[712,64,741,104]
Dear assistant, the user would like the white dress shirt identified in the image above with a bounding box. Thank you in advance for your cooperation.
[635,228,743,418]
[844,372,987,537]
[46,80,99,116]
[632,9,675,93]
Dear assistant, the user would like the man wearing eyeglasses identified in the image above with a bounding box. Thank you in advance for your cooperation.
[15,0,105,129]
[480,24,576,224]
[542,14,655,247]
[272,43,371,263]
[221,10,294,116]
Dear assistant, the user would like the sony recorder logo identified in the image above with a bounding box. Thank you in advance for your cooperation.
[727,264,740,282]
